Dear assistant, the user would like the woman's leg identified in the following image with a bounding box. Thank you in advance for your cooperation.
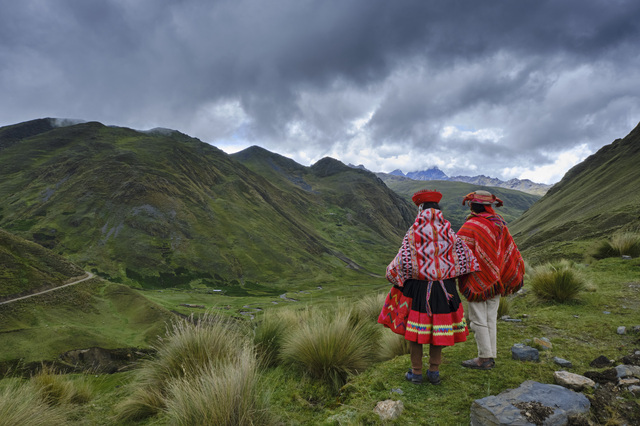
[428,345,442,372]
[409,341,423,375]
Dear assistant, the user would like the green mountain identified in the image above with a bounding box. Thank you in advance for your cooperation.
[0,119,413,287]
[0,227,85,300]
[376,174,541,231]
[510,121,640,257]
[0,227,174,364]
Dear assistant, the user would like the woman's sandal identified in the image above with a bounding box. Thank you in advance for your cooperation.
[426,370,441,385]
[461,358,495,370]
[405,369,423,384]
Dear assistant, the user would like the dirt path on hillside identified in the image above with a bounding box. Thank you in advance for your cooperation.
[0,272,95,306]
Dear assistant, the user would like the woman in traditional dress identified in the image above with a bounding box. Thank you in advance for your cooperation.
[457,190,525,370]
[378,189,479,385]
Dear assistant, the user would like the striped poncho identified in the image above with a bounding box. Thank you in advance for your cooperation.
[457,212,525,302]
[386,208,479,286]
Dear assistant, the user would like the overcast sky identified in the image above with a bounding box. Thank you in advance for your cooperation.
[2,0,639,184]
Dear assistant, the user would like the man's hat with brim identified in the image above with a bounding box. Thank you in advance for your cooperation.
[462,190,504,207]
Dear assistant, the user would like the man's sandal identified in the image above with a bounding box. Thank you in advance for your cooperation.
[461,358,495,370]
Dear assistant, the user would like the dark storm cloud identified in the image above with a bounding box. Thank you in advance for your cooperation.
[1,0,639,183]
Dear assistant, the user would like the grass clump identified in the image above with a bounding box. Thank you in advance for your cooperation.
[115,311,248,422]
[529,260,587,303]
[0,381,67,426]
[164,345,275,425]
[497,296,512,318]
[377,331,410,361]
[591,232,640,259]
[281,308,377,391]
[30,367,92,406]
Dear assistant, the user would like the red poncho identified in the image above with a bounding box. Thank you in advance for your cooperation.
[457,212,525,302]
[386,208,479,286]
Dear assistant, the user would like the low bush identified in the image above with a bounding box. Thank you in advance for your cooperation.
[281,308,378,391]
[115,311,247,421]
[591,232,640,259]
[497,296,512,318]
[377,331,410,361]
[253,310,290,368]
[164,345,275,425]
[0,381,67,426]
[31,368,92,406]
[529,260,587,303]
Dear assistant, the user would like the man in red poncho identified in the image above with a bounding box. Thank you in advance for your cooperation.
[457,190,525,370]
[378,189,480,385]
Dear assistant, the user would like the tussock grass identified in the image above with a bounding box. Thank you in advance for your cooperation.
[529,260,587,303]
[30,366,92,406]
[281,308,378,391]
[378,331,410,361]
[497,296,512,318]
[164,345,275,425]
[592,232,640,259]
[115,311,248,421]
[352,292,387,324]
[0,381,67,426]
[253,310,291,368]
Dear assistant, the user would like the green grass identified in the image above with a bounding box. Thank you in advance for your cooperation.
[529,260,588,303]
[0,279,173,364]
[1,255,639,424]
[591,232,640,259]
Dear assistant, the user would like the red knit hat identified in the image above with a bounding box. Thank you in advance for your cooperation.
[411,189,443,206]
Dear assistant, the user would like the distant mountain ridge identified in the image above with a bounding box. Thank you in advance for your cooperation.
[376,168,551,196]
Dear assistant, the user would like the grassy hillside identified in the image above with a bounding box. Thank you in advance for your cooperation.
[0,119,413,288]
[0,278,173,364]
[0,228,85,300]
[377,175,540,231]
[511,121,640,262]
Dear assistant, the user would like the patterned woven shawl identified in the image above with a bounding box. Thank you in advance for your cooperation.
[386,208,479,286]
[457,212,525,302]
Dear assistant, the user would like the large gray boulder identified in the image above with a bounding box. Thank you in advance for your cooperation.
[470,380,590,425]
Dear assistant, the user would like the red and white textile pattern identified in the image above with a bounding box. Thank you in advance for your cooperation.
[386,208,479,287]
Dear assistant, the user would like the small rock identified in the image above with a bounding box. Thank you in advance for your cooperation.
[501,315,511,320]
[632,326,640,334]
[511,344,539,362]
[603,311,611,314]
[622,255,632,260]
[619,377,640,387]
[554,371,596,391]
[534,337,552,350]
[629,385,640,395]
[584,369,619,384]
[615,364,640,378]
[503,318,523,323]
[390,388,403,395]
[573,315,580,318]
[374,399,404,421]
[590,355,614,368]
[553,357,573,368]
[617,326,627,335]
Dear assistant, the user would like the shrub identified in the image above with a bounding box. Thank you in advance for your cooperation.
[164,346,275,425]
[30,367,92,406]
[281,308,377,391]
[377,331,410,361]
[497,296,512,318]
[115,311,247,421]
[529,260,586,303]
[592,232,640,259]
[253,310,290,368]
[352,292,387,324]
[0,381,67,426]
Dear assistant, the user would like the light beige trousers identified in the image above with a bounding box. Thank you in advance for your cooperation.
[468,295,500,359]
